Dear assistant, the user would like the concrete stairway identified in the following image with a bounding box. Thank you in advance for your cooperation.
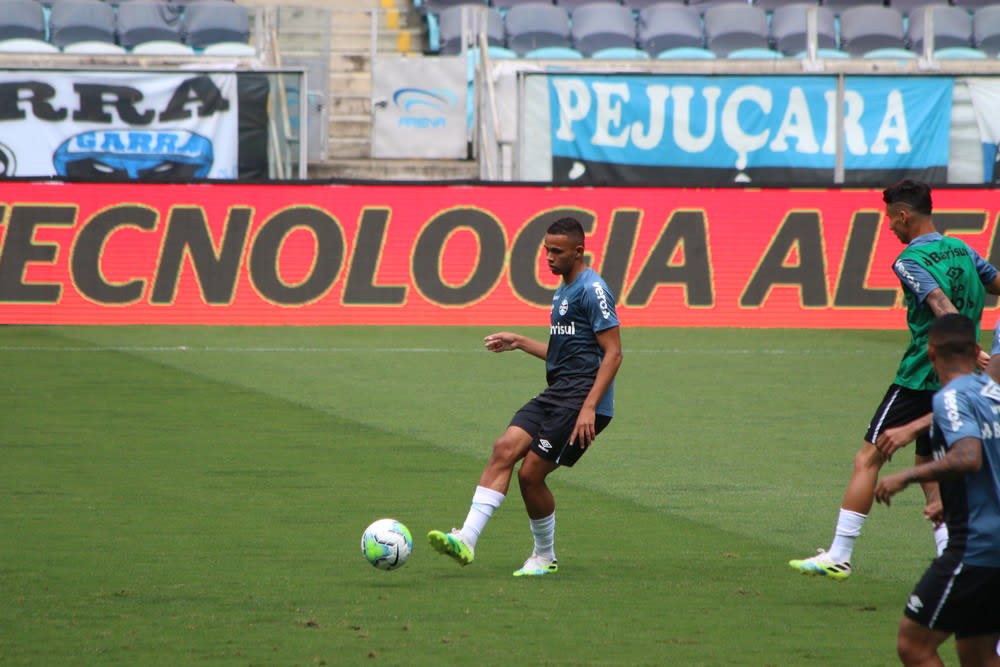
[246,0,478,181]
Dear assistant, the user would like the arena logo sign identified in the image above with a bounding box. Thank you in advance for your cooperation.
[1,203,995,311]
[550,76,951,170]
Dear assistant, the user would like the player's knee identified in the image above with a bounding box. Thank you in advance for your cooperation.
[854,445,883,472]
[489,435,527,468]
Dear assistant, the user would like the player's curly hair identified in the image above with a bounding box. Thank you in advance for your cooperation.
[883,179,932,216]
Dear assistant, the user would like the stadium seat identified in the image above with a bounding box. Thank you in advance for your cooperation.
[438,5,504,54]
[656,46,716,59]
[183,0,249,49]
[621,0,683,9]
[554,0,619,9]
[953,0,999,9]
[821,0,886,10]
[131,39,195,54]
[769,4,837,55]
[63,39,127,53]
[727,47,783,59]
[489,0,540,8]
[524,45,584,58]
[201,41,256,56]
[687,0,746,15]
[48,0,115,49]
[888,0,950,16]
[0,0,46,42]
[570,3,637,57]
[932,45,988,59]
[590,46,651,59]
[795,47,850,58]
[703,3,769,57]
[0,36,58,52]
[838,6,906,56]
[862,46,918,59]
[906,5,973,53]
[117,0,183,50]
[504,3,572,55]
[637,4,704,56]
[973,6,1000,56]
[755,0,817,9]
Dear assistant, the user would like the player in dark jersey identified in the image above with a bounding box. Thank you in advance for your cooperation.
[875,314,1000,667]
[428,216,623,576]
[791,180,1000,580]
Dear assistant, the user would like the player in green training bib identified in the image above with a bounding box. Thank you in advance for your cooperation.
[790,180,1000,580]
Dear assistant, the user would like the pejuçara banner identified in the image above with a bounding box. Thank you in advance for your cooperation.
[549,75,953,186]
[3,181,1000,328]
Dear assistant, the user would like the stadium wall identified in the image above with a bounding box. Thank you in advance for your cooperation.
[3,181,1000,328]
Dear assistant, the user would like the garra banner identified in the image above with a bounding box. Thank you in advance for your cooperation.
[548,75,953,187]
[0,71,239,180]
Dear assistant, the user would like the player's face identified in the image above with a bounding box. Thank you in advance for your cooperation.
[543,233,581,277]
[885,204,911,243]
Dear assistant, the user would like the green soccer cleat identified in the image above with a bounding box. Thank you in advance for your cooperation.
[789,549,852,581]
[513,553,558,577]
[427,529,474,566]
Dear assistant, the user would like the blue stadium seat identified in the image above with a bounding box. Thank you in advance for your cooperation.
[590,46,651,59]
[932,46,988,59]
[524,45,584,59]
[656,46,717,59]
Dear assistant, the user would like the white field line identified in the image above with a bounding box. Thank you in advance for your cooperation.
[0,345,881,355]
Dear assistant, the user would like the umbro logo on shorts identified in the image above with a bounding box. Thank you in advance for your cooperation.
[538,439,552,452]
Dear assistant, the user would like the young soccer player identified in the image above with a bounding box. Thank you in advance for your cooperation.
[427,216,623,576]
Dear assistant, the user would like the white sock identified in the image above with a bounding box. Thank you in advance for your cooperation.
[460,486,505,550]
[529,512,556,561]
[933,523,949,556]
[828,509,866,563]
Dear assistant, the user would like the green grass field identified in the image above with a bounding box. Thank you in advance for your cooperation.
[0,325,973,666]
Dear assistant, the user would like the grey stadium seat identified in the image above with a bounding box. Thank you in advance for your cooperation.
[438,5,503,54]
[554,0,618,10]
[755,0,817,10]
[687,0,744,15]
[504,3,571,55]
[820,0,886,10]
[638,3,703,55]
[838,5,906,56]
[48,0,115,48]
[182,0,250,49]
[117,0,183,50]
[906,5,973,53]
[888,0,950,17]
[571,3,637,57]
[621,0,682,9]
[703,3,769,57]
[769,4,837,55]
[0,0,46,42]
[973,6,1000,56]
[953,0,999,9]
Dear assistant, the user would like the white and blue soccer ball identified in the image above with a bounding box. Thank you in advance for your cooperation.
[361,518,413,570]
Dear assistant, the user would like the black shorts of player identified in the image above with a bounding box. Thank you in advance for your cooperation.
[509,397,612,468]
[865,384,935,457]
[904,553,1000,638]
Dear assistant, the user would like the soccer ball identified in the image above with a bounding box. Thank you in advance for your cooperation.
[361,518,413,570]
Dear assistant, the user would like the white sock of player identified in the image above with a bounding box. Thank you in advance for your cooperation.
[933,522,949,556]
[828,509,866,563]
[460,486,505,550]
[529,512,556,561]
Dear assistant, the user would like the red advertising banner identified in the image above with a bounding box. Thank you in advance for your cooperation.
[2,181,1000,327]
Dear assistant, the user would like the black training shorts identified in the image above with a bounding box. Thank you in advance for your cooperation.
[865,384,935,456]
[510,397,612,468]
[904,552,1000,638]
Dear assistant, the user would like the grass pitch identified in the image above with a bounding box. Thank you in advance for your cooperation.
[0,325,966,665]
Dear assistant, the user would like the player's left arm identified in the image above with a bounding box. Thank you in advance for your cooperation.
[875,437,984,506]
[570,325,623,450]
